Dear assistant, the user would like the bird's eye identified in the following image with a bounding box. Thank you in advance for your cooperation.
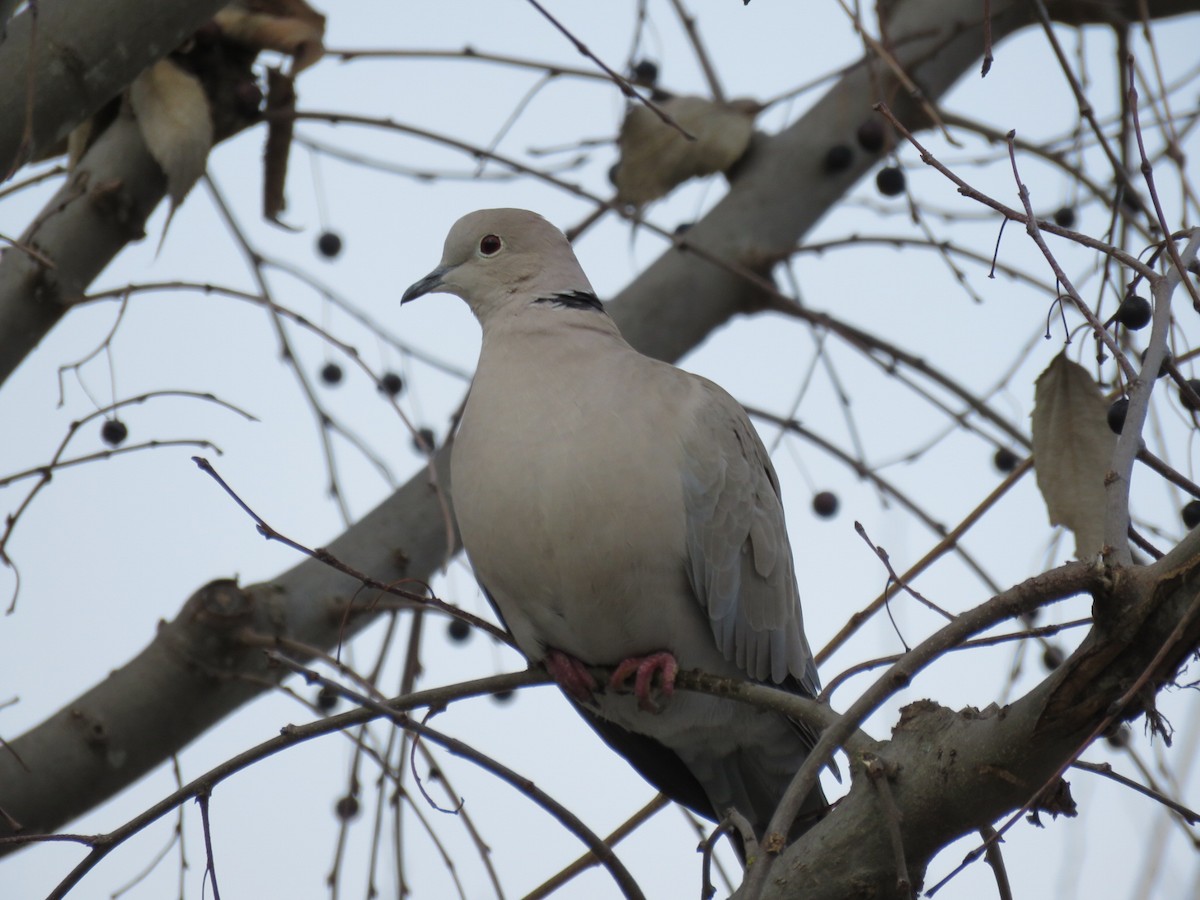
[479,234,502,256]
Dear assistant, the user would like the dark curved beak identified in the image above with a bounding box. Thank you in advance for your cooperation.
[402,265,453,304]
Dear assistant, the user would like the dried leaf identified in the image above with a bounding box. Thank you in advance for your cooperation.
[612,96,759,207]
[263,67,296,226]
[215,0,326,73]
[129,59,214,210]
[62,99,121,169]
[1030,353,1117,559]
[66,120,92,171]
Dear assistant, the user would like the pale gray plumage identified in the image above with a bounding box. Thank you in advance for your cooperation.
[403,208,826,843]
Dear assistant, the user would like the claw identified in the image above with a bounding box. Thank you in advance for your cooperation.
[544,649,598,704]
[609,651,678,712]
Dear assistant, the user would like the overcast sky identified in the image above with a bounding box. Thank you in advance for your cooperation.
[3,2,1200,898]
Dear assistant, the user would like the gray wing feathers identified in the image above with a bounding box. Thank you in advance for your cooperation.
[682,384,819,693]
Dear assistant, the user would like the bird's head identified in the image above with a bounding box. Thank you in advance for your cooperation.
[402,208,596,322]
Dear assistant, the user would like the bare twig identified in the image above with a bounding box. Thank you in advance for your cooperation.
[666,0,724,102]
[1072,759,1200,824]
[271,655,648,900]
[191,456,507,643]
[524,795,670,900]
[979,825,1012,900]
[930,589,1200,895]
[742,561,1104,899]
[854,521,955,622]
[873,103,1156,281]
[196,788,221,900]
[818,458,1034,665]
[523,0,694,140]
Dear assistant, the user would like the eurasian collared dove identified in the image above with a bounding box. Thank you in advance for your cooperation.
[402,208,827,848]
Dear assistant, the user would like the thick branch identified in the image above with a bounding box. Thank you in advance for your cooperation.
[0,110,166,382]
[755,533,1200,898]
[0,0,227,175]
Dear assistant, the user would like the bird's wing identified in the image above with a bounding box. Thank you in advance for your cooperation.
[680,379,820,694]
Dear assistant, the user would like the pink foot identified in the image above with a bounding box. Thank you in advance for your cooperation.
[544,649,598,704]
[609,651,678,713]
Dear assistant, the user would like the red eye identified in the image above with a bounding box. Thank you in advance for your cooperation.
[479,234,502,256]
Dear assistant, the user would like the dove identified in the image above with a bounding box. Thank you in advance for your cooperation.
[402,208,827,849]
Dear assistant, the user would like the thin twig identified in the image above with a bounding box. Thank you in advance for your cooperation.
[747,405,1006,597]
[196,788,222,900]
[523,0,694,139]
[818,458,1034,665]
[929,588,1200,894]
[873,103,1156,280]
[1128,58,1200,312]
[854,521,955,622]
[1072,759,1200,824]
[741,561,1104,900]
[820,618,1092,701]
[191,456,507,642]
[272,655,649,900]
[524,795,670,900]
[1004,133,1137,380]
[979,825,1012,900]
[666,0,724,102]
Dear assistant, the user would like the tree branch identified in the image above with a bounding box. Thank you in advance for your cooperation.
[3,0,1199,883]
[0,0,229,175]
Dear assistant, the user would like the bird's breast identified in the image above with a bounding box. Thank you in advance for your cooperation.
[450,342,711,666]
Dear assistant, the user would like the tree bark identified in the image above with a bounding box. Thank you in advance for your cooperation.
[0,0,228,175]
[2,3,1199,894]
[755,533,1200,897]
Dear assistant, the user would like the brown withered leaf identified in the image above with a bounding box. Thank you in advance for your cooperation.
[66,120,93,171]
[1030,353,1117,559]
[63,99,121,170]
[612,95,759,208]
[214,0,326,73]
[129,59,214,212]
[263,67,296,226]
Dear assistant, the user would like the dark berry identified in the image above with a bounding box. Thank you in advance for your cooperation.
[317,231,343,259]
[447,618,471,643]
[1106,397,1129,434]
[1139,348,1170,379]
[412,427,436,454]
[875,166,905,197]
[993,447,1019,473]
[334,795,359,820]
[1052,206,1076,228]
[1183,500,1200,529]
[194,20,222,44]
[233,79,264,117]
[855,118,886,153]
[824,144,853,173]
[1180,379,1200,412]
[492,689,515,705]
[1116,294,1151,330]
[812,491,839,518]
[631,60,658,85]
[320,362,343,385]
[1104,724,1131,748]
[316,685,339,711]
[1118,185,1144,215]
[379,372,404,396]
[101,419,128,447]
[1042,646,1065,670]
